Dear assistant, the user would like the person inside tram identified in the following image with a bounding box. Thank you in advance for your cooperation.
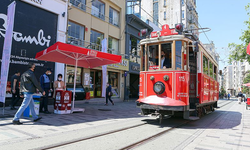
[161,50,171,69]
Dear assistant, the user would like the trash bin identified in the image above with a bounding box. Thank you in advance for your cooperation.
[23,95,40,117]
[54,90,72,114]
[86,92,90,100]
[246,98,250,110]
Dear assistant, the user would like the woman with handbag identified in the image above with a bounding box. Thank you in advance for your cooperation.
[105,82,114,105]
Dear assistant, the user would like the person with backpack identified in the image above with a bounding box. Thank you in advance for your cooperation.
[105,82,114,106]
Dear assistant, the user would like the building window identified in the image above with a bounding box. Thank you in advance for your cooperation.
[164,11,166,20]
[127,0,141,18]
[108,37,119,54]
[109,7,120,27]
[182,10,185,19]
[91,0,105,20]
[70,0,86,11]
[164,0,167,7]
[129,36,140,63]
[68,21,85,47]
[153,0,158,26]
[90,30,104,51]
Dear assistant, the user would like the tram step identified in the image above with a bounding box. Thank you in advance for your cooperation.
[188,116,199,120]
[189,109,196,112]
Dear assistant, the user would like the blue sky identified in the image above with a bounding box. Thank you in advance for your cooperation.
[197,0,249,70]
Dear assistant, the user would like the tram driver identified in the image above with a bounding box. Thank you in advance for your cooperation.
[161,50,171,69]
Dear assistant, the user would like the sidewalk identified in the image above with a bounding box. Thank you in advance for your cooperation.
[0,97,127,118]
[184,98,250,150]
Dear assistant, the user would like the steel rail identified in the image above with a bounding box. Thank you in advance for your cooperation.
[119,100,235,150]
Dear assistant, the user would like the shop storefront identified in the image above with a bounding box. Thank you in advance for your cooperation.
[0,0,67,97]
[128,62,140,99]
[83,58,129,99]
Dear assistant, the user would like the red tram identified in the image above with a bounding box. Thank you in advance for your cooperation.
[137,24,219,120]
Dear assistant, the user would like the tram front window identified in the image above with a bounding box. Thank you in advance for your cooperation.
[148,45,159,70]
[161,43,172,69]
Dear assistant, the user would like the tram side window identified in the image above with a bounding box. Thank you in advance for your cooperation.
[148,45,159,70]
[161,43,172,69]
[203,56,208,75]
[209,61,213,78]
[214,65,217,80]
[175,41,182,69]
[141,45,145,71]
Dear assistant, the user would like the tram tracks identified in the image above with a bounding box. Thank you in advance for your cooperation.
[40,100,235,150]
[120,99,236,150]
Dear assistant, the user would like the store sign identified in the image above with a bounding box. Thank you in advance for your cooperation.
[108,58,129,71]
[0,0,57,82]
[131,65,140,71]
[30,0,43,5]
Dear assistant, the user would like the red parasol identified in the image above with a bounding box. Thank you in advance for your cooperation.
[243,83,250,87]
[35,42,122,113]
[247,43,250,55]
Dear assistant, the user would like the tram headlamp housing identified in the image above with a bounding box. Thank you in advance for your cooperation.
[153,81,165,95]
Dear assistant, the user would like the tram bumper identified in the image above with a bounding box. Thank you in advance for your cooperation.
[137,95,187,111]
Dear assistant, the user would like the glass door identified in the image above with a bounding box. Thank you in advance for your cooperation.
[90,70,102,97]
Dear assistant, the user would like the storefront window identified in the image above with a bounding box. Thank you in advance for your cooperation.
[66,66,82,84]
[90,30,104,51]
[108,71,119,97]
[108,37,119,54]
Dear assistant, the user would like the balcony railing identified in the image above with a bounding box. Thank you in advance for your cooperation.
[67,37,120,55]
[70,0,86,12]
[70,1,120,27]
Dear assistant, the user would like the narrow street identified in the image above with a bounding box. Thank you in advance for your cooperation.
[1,98,250,150]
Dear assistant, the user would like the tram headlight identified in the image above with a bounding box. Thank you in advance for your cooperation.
[153,81,165,95]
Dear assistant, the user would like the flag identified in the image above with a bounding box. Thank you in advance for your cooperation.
[101,38,107,97]
[0,2,16,103]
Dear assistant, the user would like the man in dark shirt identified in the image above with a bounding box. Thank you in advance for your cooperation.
[13,63,45,125]
[40,68,52,114]
[10,71,21,110]
[161,50,171,69]
[105,83,114,105]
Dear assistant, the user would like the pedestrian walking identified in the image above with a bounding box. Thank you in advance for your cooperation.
[105,82,114,106]
[10,70,21,110]
[228,93,230,100]
[40,68,53,114]
[13,63,45,125]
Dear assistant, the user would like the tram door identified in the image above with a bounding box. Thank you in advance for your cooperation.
[189,46,198,109]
